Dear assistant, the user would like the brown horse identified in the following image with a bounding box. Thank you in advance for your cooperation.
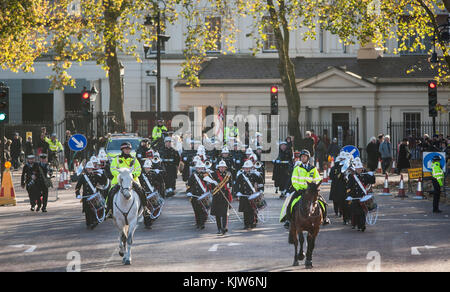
[289,181,323,268]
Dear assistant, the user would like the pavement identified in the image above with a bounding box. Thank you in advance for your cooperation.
[0,169,450,272]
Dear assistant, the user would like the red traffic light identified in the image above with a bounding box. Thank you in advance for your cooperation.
[429,82,436,89]
[82,92,90,99]
[270,86,278,94]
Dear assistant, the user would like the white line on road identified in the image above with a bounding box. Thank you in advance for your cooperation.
[411,245,437,255]
[208,242,243,252]
[9,244,36,253]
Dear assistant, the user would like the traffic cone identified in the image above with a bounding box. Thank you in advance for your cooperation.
[380,174,391,196]
[322,165,330,184]
[413,177,424,200]
[63,159,70,185]
[391,160,396,174]
[0,163,16,206]
[396,174,407,198]
[57,169,66,190]
[330,157,335,169]
[377,159,382,173]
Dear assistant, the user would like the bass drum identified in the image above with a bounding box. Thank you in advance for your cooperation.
[360,194,378,225]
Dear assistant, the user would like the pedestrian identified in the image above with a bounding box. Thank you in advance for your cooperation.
[302,131,315,165]
[11,132,22,170]
[379,135,392,174]
[35,153,53,212]
[24,136,34,157]
[366,137,379,171]
[315,136,327,172]
[397,138,411,174]
[430,155,443,213]
[327,138,340,161]
[21,155,37,211]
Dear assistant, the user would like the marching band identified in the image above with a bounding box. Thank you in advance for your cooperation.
[71,133,377,235]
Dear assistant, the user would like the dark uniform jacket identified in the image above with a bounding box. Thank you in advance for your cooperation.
[234,171,259,212]
[329,164,346,202]
[139,170,165,196]
[210,170,232,217]
[272,148,293,188]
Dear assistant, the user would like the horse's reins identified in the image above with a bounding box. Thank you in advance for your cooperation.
[115,186,136,226]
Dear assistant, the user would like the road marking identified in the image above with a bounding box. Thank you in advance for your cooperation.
[208,242,243,252]
[9,244,36,253]
[411,245,437,255]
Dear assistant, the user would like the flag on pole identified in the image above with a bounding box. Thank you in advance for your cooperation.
[216,101,224,143]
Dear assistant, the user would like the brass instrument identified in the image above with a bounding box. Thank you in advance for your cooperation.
[152,156,161,164]
[212,172,231,195]
[204,160,212,169]
[254,161,262,169]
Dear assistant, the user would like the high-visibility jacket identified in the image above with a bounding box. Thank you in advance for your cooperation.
[432,161,444,187]
[152,125,168,140]
[110,154,142,186]
[224,126,239,141]
[44,137,63,152]
[291,163,321,191]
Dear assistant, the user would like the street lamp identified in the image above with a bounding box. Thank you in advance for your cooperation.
[143,12,170,120]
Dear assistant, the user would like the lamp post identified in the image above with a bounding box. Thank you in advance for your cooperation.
[430,16,450,66]
[144,12,170,120]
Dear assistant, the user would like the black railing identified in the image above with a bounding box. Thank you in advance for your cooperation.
[388,120,450,161]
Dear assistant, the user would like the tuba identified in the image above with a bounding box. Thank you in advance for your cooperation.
[254,161,262,169]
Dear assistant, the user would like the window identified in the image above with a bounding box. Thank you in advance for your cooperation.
[205,16,222,52]
[399,34,432,56]
[403,112,421,138]
[148,84,157,112]
[262,16,277,52]
[319,29,324,53]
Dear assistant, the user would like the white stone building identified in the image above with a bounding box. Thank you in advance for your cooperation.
[0,11,449,148]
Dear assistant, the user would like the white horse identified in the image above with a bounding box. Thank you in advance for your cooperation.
[112,168,141,265]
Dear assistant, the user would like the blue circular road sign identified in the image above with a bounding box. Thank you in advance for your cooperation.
[68,134,87,151]
[341,145,360,158]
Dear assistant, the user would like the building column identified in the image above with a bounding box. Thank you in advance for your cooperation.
[379,106,391,136]
[354,106,364,148]
[53,89,65,123]
[299,106,307,124]
[310,106,320,123]
[366,106,377,143]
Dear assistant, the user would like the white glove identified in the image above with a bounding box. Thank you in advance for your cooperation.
[154,169,161,174]
[186,192,193,197]
[76,195,81,199]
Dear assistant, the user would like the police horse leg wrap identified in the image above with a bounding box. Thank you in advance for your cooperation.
[113,169,141,265]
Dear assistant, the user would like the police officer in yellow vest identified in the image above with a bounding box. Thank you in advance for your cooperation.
[431,155,444,213]
[152,120,168,141]
[280,150,330,228]
[45,133,63,162]
[224,121,239,142]
[106,142,147,216]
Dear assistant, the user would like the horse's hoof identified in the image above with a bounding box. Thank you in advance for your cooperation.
[305,261,313,269]
[297,253,305,261]
[293,261,299,266]
[124,260,131,265]
[119,251,124,257]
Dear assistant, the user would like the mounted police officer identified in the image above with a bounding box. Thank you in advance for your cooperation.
[160,137,180,197]
[106,142,146,216]
[280,150,330,229]
[75,161,108,229]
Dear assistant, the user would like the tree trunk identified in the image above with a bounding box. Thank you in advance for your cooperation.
[104,1,125,132]
[268,0,303,150]
[106,44,125,132]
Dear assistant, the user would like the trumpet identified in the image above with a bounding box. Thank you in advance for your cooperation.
[152,156,161,164]
[254,161,263,169]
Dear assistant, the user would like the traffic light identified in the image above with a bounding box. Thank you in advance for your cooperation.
[270,85,278,115]
[0,82,9,124]
[81,88,91,117]
[428,80,437,117]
